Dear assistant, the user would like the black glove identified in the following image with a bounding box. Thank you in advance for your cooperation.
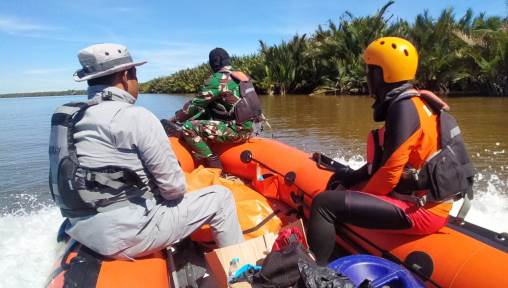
[327,164,370,190]
[161,119,183,138]
[327,166,354,190]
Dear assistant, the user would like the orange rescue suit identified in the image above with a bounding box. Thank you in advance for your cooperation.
[364,91,452,218]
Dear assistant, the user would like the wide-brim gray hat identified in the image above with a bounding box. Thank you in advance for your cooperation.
[74,43,147,82]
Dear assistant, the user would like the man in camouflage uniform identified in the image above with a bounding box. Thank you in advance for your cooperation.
[169,48,254,169]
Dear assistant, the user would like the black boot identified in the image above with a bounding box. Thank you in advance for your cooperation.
[205,155,223,169]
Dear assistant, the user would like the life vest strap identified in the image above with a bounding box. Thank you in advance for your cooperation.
[456,191,473,223]
[393,89,450,113]
[86,170,129,191]
[390,191,428,207]
[50,97,155,218]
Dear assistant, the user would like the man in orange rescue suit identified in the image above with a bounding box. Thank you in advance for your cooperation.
[308,37,474,265]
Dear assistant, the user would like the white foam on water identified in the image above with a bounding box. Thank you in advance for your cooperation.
[0,206,64,287]
[450,173,508,233]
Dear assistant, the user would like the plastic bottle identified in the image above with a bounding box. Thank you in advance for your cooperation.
[227,257,240,284]
[256,164,264,181]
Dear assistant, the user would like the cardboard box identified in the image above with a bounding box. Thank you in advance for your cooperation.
[205,219,306,287]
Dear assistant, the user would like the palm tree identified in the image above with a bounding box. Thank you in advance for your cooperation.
[259,35,307,95]
[307,1,395,95]
[464,15,508,95]
[140,2,508,97]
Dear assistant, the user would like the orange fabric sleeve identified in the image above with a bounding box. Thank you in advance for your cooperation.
[363,130,421,195]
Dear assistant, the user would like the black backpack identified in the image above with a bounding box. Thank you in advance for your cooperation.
[417,110,475,203]
[230,71,263,124]
[253,242,314,288]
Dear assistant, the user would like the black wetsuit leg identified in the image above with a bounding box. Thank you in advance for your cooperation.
[308,190,412,265]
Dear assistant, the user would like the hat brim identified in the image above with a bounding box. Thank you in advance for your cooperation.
[74,60,147,82]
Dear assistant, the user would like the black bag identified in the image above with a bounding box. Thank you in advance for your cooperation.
[298,259,354,288]
[160,119,183,138]
[253,243,314,288]
[418,111,475,202]
[231,74,262,124]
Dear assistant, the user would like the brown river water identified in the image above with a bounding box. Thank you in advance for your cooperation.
[258,95,508,188]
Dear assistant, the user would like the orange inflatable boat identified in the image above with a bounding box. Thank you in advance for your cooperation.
[174,136,508,288]
[47,136,508,287]
[46,232,170,288]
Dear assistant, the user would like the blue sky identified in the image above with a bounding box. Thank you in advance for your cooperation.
[0,0,505,93]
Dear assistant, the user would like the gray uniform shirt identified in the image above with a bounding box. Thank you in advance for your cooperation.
[66,86,187,256]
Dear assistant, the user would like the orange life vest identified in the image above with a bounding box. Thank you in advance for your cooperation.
[364,89,457,217]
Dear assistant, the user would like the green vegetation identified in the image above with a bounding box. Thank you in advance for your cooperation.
[0,90,86,98]
[140,1,508,96]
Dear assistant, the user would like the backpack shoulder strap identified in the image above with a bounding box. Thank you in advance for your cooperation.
[61,100,102,157]
[418,90,450,112]
[390,89,451,114]
[391,88,419,104]
[230,71,249,82]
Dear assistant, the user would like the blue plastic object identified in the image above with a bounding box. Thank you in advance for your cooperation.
[229,264,262,284]
[328,255,424,288]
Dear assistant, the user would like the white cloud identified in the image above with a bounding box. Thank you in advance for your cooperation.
[0,67,78,93]
[24,68,72,75]
[0,74,84,94]
[0,16,56,34]
[135,44,213,78]
[58,2,147,19]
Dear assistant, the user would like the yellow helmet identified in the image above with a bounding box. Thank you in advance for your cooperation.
[364,37,418,83]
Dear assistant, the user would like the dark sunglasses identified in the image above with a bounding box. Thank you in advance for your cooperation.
[127,67,137,80]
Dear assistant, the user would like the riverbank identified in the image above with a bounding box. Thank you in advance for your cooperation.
[1,90,504,99]
[0,90,85,98]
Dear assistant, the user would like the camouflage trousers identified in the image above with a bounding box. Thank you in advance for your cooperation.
[181,120,251,159]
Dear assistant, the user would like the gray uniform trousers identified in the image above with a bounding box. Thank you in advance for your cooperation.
[113,185,243,260]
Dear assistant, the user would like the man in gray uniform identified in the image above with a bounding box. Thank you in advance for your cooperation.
[48,43,243,259]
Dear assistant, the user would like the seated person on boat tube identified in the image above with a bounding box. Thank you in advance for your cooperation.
[163,48,263,170]
[48,43,244,259]
[308,37,474,265]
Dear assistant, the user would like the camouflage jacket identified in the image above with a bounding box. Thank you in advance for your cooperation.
[174,67,253,129]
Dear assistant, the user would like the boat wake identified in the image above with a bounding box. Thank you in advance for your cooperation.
[0,206,63,287]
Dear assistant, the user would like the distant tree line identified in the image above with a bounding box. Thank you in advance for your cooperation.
[0,90,86,98]
[140,1,508,96]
